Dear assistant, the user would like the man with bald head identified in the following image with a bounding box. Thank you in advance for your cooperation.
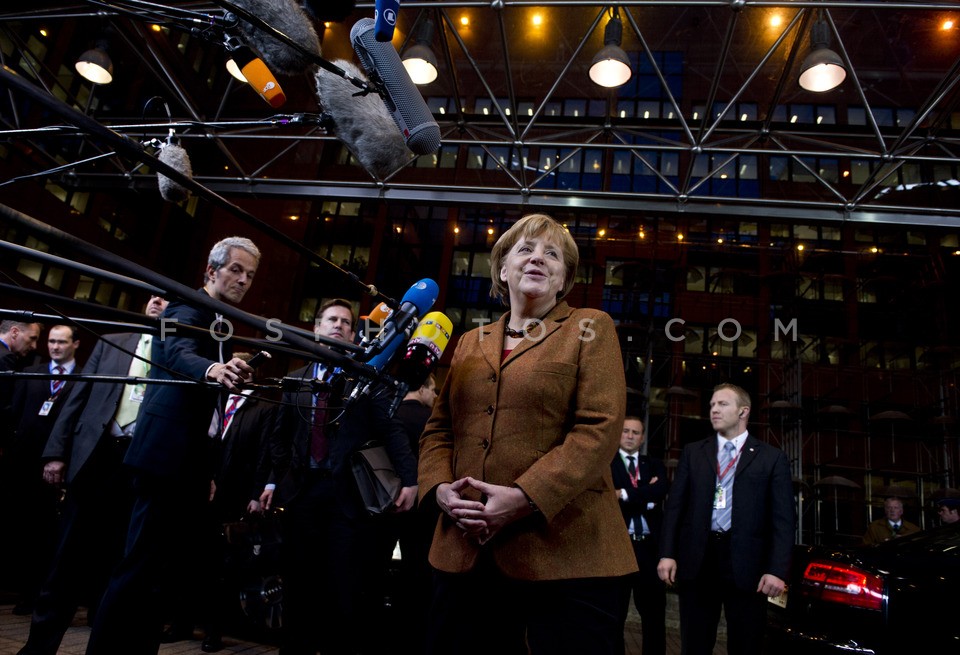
[1,319,41,450]
[6,324,80,615]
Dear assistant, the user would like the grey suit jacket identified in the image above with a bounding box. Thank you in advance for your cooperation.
[660,432,794,591]
[43,333,140,484]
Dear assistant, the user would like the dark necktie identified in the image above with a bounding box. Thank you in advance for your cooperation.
[892,522,901,534]
[310,391,330,463]
[50,365,65,397]
[627,455,637,479]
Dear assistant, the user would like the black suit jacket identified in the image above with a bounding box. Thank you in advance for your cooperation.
[269,364,417,518]
[124,297,227,479]
[10,361,77,465]
[214,393,276,517]
[611,451,668,541]
[43,333,140,483]
[660,432,794,591]
[1,342,21,450]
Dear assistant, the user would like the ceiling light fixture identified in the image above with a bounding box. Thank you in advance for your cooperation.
[798,11,847,92]
[402,18,439,85]
[589,8,632,88]
[75,40,113,85]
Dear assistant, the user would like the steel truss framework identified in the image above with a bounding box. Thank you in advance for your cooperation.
[1,1,960,226]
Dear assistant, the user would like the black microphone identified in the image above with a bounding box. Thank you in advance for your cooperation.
[157,139,193,203]
[229,0,322,75]
[314,59,413,179]
[374,0,400,42]
[350,17,441,156]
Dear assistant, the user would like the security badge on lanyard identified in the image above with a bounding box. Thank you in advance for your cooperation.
[40,375,66,416]
[713,448,739,510]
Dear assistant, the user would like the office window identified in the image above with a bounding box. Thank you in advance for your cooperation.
[816,106,836,124]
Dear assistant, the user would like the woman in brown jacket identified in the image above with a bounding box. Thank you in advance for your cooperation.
[419,213,637,655]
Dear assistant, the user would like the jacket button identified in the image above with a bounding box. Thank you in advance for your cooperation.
[485,405,494,415]
[481,439,490,449]
[489,373,497,382]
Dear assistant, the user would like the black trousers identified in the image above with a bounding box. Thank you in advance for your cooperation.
[677,532,768,655]
[620,536,667,655]
[279,473,376,655]
[85,467,209,655]
[18,436,132,655]
[426,552,628,655]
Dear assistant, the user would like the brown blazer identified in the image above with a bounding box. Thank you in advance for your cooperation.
[418,302,637,581]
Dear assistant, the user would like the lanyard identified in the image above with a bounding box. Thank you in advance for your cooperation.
[715,443,741,481]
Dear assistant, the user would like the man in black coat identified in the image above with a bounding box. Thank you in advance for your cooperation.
[658,383,794,655]
[17,296,167,655]
[202,352,278,652]
[612,416,668,655]
[85,237,260,655]
[0,320,41,454]
[6,324,80,614]
[260,298,418,655]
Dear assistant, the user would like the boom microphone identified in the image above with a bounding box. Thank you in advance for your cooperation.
[157,141,193,203]
[232,46,287,107]
[374,0,400,42]
[395,311,452,389]
[229,0,322,75]
[314,60,413,179]
[350,18,441,156]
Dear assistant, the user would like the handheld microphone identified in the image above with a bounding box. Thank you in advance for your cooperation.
[157,141,193,203]
[395,311,452,389]
[361,278,439,362]
[314,59,414,178]
[347,279,438,406]
[236,51,287,107]
[350,18,441,156]
[374,0,400,42]
[358,301,393,345]
[229,0,322,75]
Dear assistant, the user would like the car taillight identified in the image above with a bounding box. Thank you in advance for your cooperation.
[801,560,885,610]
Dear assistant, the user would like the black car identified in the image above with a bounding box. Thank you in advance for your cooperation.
[768,522,960,653]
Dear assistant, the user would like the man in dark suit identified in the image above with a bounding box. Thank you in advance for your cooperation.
[657,383,794,655]
[16,296,167,655]
[1,320,41,442]
[6,324,80,614]
[0,320,41,604]
[85,237,260,655]
[612,416,668,655]
[260,298,417,655]
[202,351,278,653]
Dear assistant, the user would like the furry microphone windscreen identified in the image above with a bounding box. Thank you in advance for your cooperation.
[315,60,414,179]
[231,0,322,75]
[157,143,193,203]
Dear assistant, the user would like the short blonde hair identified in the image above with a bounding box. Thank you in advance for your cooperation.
[713,383,751,409]
[488,213,579,303]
